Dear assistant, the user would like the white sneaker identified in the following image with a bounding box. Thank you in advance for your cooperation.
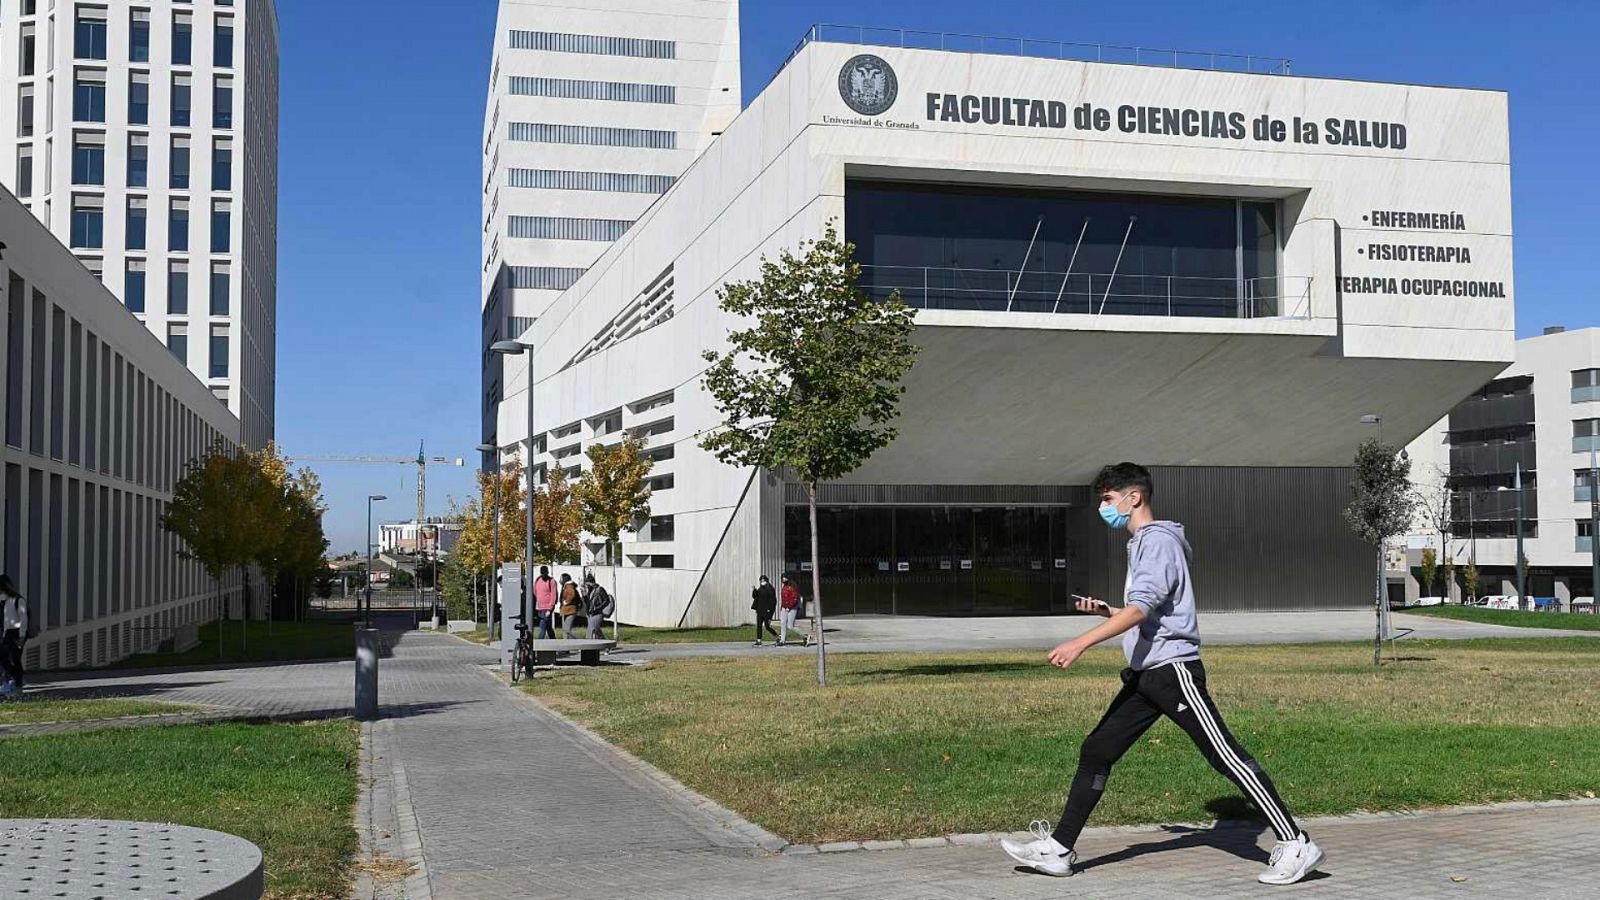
[1258,833,1324,885]
[1000,820,1076,876]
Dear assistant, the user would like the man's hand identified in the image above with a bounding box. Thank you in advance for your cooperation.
[1075,596,1112,617]
[1048,639,1086,670]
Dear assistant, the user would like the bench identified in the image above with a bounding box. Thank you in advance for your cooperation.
[527,638,617,666]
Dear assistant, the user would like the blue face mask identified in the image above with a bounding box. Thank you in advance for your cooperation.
[1098,494,1133,530]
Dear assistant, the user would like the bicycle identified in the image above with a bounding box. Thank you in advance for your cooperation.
[508,614,534,682]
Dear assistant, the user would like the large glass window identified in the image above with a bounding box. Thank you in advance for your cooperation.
[166,323,187,363]
[125,198,147,250]
[213,77,233,128]
[210,200,230,253]
[169,200,190,252]
[73,70,107,121]
[124,261,146,313]
[129,10,150,62]
[170,136,190,188]
[70,197,104,248]
[15,147,32,197]
[17,85,34,136]
[1574,368,1600,404]
[75,8,108,59]
[209,325,228,378]
[128,74,149,124]
[71,134,105,184]
[209,263,229,315]
[214,19,234,67]
[171,75,191,126]
[167,262,188,314]
[845,181,1282,318]
[211,140,231,190]
[783,503,1089,615]
[127,134,148,186]
[172,15,193,65]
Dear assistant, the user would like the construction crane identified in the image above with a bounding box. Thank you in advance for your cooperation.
[294,441,466,532]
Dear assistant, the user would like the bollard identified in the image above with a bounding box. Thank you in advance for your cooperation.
[355,628,380,720]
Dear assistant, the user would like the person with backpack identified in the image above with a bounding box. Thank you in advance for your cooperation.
[778,575,809,647]
[532,566,557,639]
[1,574,28,700]
[584,573,614,640]
[1000,463,1322,884]
[751,575,779,647]
[558,574,584,639]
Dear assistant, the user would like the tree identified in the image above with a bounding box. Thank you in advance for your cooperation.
[1344,439,1417,666]
[535,463,582,565]
[1464,561,1483,603]
[438,554,475,621]
[699,224,919,686]
[574,435,652,636]
[1411,462,1458,603]
[1418,548,1438,602]
[162,441,255,659]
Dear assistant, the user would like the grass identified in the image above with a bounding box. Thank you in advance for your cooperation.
[0,698,200,727]
[100,619,356,670]
[1399,605,1600,631]
[0,720,360,899]
[521,638,1600,844]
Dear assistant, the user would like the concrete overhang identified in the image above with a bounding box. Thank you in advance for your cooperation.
[843,322,1505,486]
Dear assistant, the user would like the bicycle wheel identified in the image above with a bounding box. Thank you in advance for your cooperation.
[511,644,526,682]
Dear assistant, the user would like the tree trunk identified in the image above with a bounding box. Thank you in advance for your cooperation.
[809,481,826,687]
[1373,543,1384,667]
[241,568,249,655]
[216,575,225,661]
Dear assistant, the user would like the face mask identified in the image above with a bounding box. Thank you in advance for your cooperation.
[1098,494,1134,530]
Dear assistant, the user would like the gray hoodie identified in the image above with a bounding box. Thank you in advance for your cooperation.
[1120,521,1201,671]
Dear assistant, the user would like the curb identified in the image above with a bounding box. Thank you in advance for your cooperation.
[0,705,353,739]
[475,665,790,853]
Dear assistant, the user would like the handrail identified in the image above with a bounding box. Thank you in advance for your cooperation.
[766,24,1291,91]
[858,265,1313,320]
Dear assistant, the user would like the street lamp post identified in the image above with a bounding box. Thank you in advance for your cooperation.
[491,337,538,633]
[1589,446,1599,605]
[366,494,387,628]
[476,442,502,642]
[1514,463,1526,606]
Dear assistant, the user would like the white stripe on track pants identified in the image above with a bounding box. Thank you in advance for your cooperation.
[1050,659,1301,849]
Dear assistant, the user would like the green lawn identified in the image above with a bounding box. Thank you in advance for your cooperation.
[1399,605,1600,631]
[0,720,360,899]
[0,698,200,727]
[102,619,356,669]
[522,638,1600,843]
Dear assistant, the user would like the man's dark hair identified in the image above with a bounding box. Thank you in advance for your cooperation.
[1092,462,1155,500]
[539,565,549,576]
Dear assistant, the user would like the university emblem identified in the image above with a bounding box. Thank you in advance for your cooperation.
[838,54,898,116]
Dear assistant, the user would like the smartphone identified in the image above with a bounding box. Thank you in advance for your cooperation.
[1071,594,1110,611]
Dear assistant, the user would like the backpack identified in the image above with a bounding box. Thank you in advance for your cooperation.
[587,585,615,619]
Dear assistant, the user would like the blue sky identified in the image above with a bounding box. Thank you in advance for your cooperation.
[277,0,1599,553]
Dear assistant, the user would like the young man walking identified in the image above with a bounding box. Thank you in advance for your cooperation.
[1002,463,1324,885]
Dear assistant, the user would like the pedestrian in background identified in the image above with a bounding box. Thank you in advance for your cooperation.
[0,574,28,700]
[533,566,557,639]
[584,573,614,640]
[751,575,778,646]
[778,575,809,647]
[558,573,584,638]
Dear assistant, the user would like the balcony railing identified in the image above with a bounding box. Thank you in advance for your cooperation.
[1575,385,1600,404]
[778,24,1291,82]
[1579,536,1594,555]
[858,266,1311,320]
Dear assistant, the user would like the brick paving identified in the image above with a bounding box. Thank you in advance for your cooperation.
[19,619,1600,898]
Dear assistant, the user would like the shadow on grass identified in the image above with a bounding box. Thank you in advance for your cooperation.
[850,661,1042,680]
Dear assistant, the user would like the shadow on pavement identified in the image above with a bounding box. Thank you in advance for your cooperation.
[1072,797,1321,875]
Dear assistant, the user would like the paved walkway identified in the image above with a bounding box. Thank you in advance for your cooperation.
[21,619,1600,899]
[629,609,1599,660]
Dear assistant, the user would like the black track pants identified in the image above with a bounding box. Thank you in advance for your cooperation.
[1051,659,1300,849]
